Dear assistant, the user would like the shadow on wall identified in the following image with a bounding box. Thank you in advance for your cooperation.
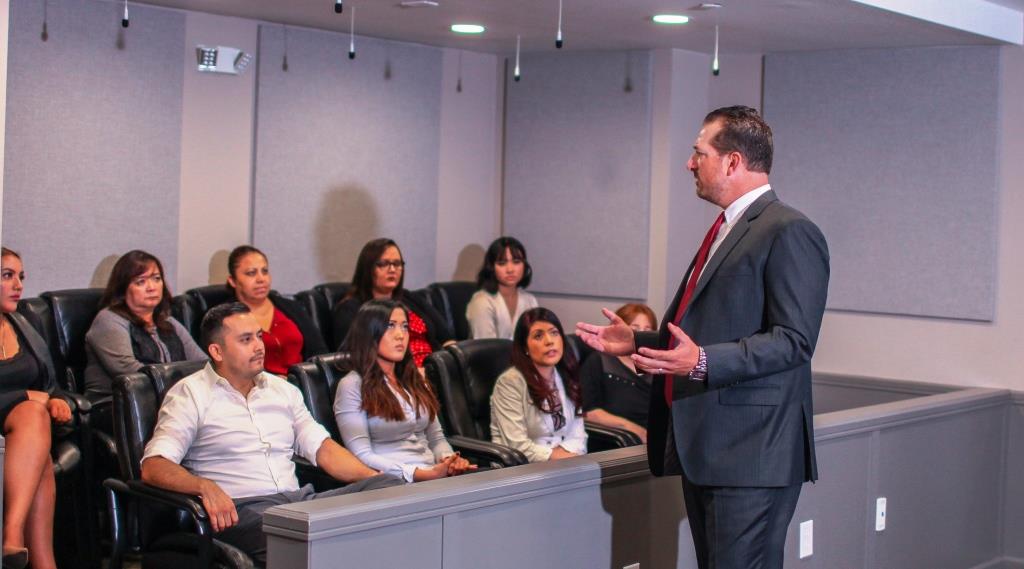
[89,254,120,289]
[452,244,485,282]
[315,185,380,283]
[208,249,231,286]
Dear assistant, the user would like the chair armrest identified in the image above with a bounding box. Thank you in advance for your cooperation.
[55,390,92,415]
[448,435,528,467]
[584,421,642,452]
[104,478,210,525]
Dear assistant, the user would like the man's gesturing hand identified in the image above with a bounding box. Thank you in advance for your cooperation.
[632,323,700,376]
[575,308,636,357]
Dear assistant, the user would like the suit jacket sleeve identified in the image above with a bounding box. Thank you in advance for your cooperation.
[702,218,830,390]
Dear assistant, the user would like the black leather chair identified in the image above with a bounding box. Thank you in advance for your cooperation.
[425,339,642,456]
[288,353,525,468]
[40,288,104,393]
[294,282,350,349]
[178,285,236,340]
[425,281,477,341]
[565,333,596,369]
[106,360,252,569]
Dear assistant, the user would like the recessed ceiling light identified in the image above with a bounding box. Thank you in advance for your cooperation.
[652,14,690,24]
[451,24,486,34]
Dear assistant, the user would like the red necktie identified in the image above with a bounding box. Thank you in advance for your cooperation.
[664,212,725,406]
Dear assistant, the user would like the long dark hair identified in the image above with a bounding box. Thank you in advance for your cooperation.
[511,307,582,429]
[346,238,406,303]
[341,299,440,422]
[476,236,532,294]
[100,250,174,332]
[226,245,267,294]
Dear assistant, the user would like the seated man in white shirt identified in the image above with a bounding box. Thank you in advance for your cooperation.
[141,302,400,566]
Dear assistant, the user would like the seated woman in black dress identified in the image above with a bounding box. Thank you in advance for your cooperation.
[226,246,327,376]
[579,303,657,443]
[0,247,72,569]
[331,238,454,367]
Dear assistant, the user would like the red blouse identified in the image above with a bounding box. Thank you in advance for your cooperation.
[262,308,304,375]
[407,309,433,367]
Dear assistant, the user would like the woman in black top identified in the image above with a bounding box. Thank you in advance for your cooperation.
[0,248,71,569]
[579,303,657,443]
[331,239,454,367]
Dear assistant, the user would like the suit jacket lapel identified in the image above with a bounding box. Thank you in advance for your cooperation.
[687,190,778,310]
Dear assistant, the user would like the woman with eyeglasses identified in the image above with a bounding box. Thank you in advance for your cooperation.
[334,299,475,482]
[490,307,587,463]
[332,238,454,367]
[0,248,71,569]
[226,245,328,376]
[466,236,538,340]
[85,250,206,400]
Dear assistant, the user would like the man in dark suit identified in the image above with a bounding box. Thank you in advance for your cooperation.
[577,106,829,569]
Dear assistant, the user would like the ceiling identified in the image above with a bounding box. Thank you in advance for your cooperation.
[134,0,1024,54]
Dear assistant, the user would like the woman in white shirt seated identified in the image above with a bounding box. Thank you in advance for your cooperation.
[334,299,476,483]
[490,307,587,462]
[466,237,538,339]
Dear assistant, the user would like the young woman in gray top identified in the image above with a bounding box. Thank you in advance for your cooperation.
[334,299,475,483]
[84,250,206,401]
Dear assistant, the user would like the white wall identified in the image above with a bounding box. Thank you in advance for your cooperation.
[176,11,257,291]
[435,48,503,283]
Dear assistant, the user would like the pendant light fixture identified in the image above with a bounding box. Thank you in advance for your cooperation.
[349,4,356,60]
[712,25,720,76]
[335,0,343,14]
[121,0,129,28]
[556,0,564,49]
[514,34,521,82]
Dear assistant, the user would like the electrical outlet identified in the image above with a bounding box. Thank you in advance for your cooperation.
[623,564,640,569]
[876,497,887,531]
[799,520,813,558]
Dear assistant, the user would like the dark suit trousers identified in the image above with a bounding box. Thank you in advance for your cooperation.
[682,472,802,569]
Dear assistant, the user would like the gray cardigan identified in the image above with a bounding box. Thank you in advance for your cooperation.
[84,308,207,399]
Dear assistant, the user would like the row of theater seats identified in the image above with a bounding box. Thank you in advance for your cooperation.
[103,340,640,568]
[14,281,635,568]
[14,280,479,396]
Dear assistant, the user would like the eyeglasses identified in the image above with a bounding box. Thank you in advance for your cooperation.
[375,260,406,270]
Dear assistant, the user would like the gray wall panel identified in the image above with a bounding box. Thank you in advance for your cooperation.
[783,434,871,569]
[503,51,652,299]
[764,47,1000,321]
[876,408,1004,568]
[253,26,441,292]
[1005,399,1024,559]
[2,0,184,293]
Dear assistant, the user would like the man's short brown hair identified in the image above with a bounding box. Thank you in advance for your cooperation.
[703,106,773,174]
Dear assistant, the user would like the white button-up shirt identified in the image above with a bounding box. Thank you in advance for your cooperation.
[142,363,331,499]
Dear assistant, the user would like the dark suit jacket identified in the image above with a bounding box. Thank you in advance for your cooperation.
[643,190,829,488]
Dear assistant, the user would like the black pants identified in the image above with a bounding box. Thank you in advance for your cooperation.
[681,473,802,569]
[216,475,402,567]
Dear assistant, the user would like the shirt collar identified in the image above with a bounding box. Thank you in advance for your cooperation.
[203,362,270,393]
[723,183,772,226]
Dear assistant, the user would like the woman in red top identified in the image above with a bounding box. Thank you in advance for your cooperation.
[227,246,328,375]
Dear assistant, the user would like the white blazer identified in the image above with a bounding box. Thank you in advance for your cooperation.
[466,289,539,340]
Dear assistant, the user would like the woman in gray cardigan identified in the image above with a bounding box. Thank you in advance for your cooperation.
[84,250,206,401]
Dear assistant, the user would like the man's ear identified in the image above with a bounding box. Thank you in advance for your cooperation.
[208,342,224,364]
[726,151,743,175]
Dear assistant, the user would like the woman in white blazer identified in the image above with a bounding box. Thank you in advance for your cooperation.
[490,307,587,462]
[466,237,539,339]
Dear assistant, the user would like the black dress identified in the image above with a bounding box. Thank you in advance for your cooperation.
[579,352,652,429]
[0,314,57,427]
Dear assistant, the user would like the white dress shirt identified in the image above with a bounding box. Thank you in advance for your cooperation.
[334,371,454,483]
[466,289,539,340]
[490,366,588,462]
[142,362,331,499]
[707,184,772,262]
